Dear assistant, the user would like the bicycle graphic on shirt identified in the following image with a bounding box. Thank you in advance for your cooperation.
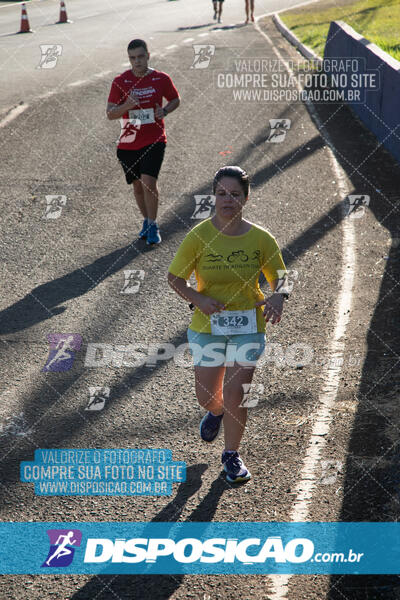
[227,250,249,263]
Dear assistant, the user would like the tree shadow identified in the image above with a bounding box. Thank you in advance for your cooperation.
[0,111,350,508]
[301,73,400,599]
[70,463,230,600]
[0,119,327,337]
[211,24,248,31]
[177,24,214,31]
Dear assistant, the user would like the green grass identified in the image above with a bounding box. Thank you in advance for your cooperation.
[280,0,400,61]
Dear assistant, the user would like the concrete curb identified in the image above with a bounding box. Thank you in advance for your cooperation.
[272,12,322,63]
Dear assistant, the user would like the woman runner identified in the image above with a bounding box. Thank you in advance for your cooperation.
[168,166,288,483]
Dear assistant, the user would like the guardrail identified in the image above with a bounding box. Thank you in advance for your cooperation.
[324,20,400,163]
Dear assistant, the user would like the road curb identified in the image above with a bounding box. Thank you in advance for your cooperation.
[272,12,322,62]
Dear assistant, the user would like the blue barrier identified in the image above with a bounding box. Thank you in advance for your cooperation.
[324,20,400,163]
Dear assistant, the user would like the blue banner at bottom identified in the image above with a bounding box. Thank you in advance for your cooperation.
[0,522,398,574]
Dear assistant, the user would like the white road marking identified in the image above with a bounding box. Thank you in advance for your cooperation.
[0,103,28,128]
[182,37,194,43]
[198,32,209,37]
[255,16,356,600]
[0,0,44,7]
[166,44,178,50]
[76,12,102,20]
[37,90,57,100]
[67,79,88,87]
[93,70,112,78]
[256,0,320,21]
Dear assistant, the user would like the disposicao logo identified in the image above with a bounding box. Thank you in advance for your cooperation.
[42,529,82,567]
[83,536,314,564]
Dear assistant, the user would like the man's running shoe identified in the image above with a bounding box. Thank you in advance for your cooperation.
[146,222,161,245]
[138,218,149,239]
[222,450,251,483]
[200,411,223,442]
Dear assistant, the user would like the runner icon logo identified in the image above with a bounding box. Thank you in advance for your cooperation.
[43,195,67,219]
[345,195,370,219]
[240,383,265,408]
[42,529,82,568]
[118,117,142,145]
[37,45,63,69]
[42,334,82,372]
[320,460,343,485]
[190,45,216,69]
[276,269,299,294]
[121,270,145,294]
[266,119,291,143]
[85,387,110,411]
[191,195,216,219]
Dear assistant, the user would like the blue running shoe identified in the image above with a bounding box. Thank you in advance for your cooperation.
[200,411,223,442]
[146,222,162,245]
[138,218,149,239]
[222,450,251,483]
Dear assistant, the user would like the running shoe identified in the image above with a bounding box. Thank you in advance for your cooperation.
[199,411,223,442]
[138,218,149,239]
[222,450,251,483]
[146,222,162,245]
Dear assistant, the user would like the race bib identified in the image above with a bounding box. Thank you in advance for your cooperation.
[210,309,257,335]
[129,108,155,125]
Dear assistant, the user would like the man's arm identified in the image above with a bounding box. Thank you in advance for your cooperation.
[163,97,180,115]
[155,97,180,120]
[106,91,139,120]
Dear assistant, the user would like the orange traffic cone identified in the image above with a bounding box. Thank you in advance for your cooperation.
[18,3,33,34]
[56,1,72,24]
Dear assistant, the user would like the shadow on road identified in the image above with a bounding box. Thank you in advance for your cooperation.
[0,104,352,503]
[70,463,231,600]
[0,120,330,337]
[301,80,400,599]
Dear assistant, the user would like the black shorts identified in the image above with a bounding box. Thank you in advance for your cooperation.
[117,142,166,184]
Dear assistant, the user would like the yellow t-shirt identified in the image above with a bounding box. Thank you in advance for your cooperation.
[168,219,287,333]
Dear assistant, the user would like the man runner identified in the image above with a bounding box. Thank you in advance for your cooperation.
[107,39,180,245]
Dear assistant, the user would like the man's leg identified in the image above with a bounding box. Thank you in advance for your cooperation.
[140,174,159,221]
[218,1,223,21]
[245,0,250,22]
[250,0,255,21]
[132,179,147,218]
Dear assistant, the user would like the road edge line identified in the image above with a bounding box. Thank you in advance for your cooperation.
[254,16,356,598]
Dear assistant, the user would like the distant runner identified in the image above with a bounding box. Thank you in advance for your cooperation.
[168,166,289,483]
[107,39,180,245]
[212,0,224,23]
[245,0,255,23]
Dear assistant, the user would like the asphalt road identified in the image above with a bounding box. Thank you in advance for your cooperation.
[0,1,399,599]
